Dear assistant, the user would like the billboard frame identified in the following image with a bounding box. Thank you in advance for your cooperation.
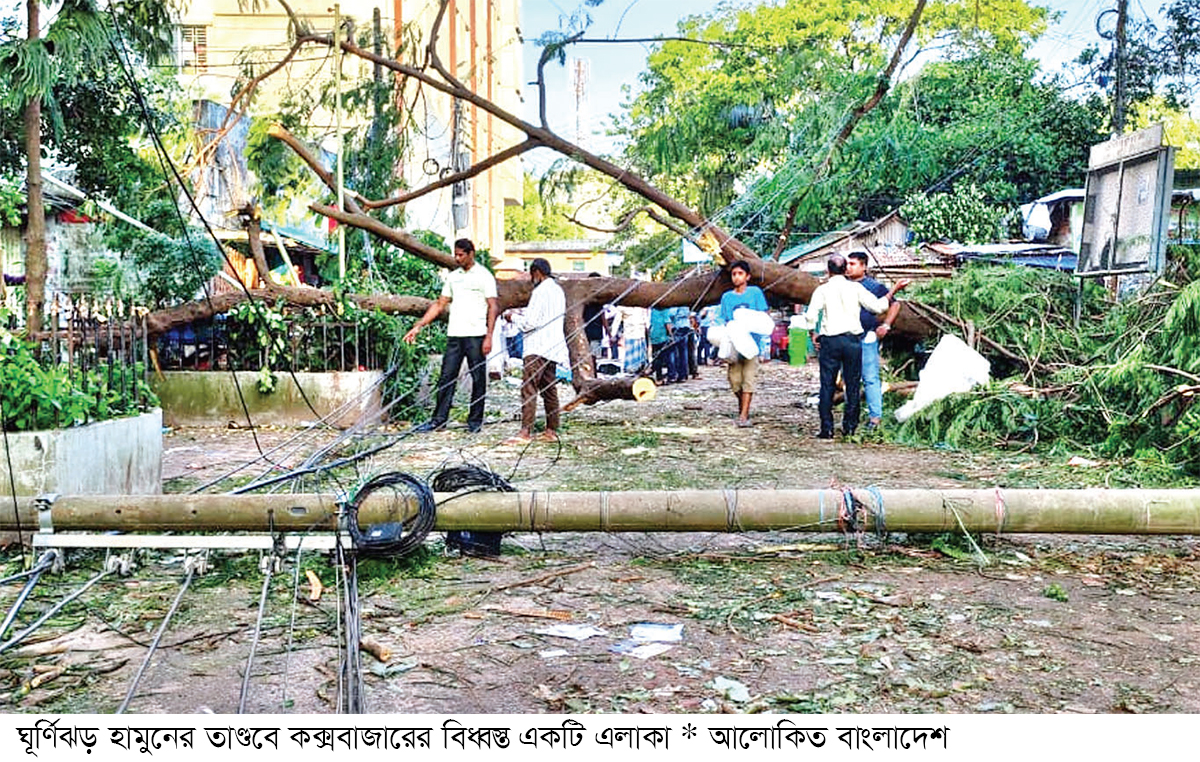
[1076,124,1175,279]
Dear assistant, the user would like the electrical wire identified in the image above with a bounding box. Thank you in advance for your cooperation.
[0,549,56,588]
[281,540,306,712]
[0,551,57,640]
[0,395,26,569]
[0,567,114,655]
[116,566,196,714]
[107,13,331,449]
[238,558,275,713]
[343,472,436,558]
[338,548,364,714]
[430,464,515,494]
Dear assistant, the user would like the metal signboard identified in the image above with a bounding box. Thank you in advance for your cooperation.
[1077,124,1175,277]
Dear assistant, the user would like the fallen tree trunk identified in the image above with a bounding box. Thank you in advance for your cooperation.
[9,489,1200,535]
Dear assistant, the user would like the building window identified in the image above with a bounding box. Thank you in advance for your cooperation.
[571,260,586,272]
[177,25,208,74]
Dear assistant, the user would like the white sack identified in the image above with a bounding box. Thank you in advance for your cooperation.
[894,334,991,422]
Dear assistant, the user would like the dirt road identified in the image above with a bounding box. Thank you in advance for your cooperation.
[3,360,1198,713]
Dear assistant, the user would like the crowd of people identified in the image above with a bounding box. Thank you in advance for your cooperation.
[403,240,909,442]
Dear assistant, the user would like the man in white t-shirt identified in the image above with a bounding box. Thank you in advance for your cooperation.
[403,239,498,433]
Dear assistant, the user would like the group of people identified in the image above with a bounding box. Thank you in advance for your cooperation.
[403,238,909,443]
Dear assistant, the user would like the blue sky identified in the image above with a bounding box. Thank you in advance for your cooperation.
[519,0,1158,170]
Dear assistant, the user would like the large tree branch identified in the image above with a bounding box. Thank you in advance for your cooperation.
[567,205,692,239]
[267,124,457,271]
[268,124,369,214]
[312,204,458,270]
[245,213,282,292]
[362,139,541,211]
[294,31,764,269]
[146,287,434,337]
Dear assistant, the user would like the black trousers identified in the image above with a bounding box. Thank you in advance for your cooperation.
[818,332,863,435]
[431,335,487,429]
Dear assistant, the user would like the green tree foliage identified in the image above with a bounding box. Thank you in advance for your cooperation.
[715,49,1104,253]
[504,174,588,241]
[894,248,1200,478]
[0,1,180,328]
[616,0,1051,229]
[612,230,692,281]
[903,183,1008,244]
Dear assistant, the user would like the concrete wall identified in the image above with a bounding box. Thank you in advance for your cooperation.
[0,410,163,495]
[153,371,383,428]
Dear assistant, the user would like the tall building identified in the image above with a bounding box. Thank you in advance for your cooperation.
[175,0,523,264]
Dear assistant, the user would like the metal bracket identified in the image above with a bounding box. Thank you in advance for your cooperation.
[37,548,64,575]
[258,554,283,575]
[103,554,135,576]
[182,554,209,576]
[34,492,59,535]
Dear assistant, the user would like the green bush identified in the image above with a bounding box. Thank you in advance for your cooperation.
[0,328,158,432]
[894,251,1200,477]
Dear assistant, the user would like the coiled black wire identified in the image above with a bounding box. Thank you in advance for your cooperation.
[431,465,513,555]
[431,465,515,494]
[344,472,436,558]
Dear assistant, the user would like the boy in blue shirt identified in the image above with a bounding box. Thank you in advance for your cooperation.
[718,261,769,427]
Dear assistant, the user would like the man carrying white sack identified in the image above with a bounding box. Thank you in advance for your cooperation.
[800,253,909,439]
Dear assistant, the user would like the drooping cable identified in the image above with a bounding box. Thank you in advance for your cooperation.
[116,566,196,714]
[0,567,114,654]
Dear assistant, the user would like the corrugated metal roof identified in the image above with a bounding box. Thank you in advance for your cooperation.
[778,209,908,265]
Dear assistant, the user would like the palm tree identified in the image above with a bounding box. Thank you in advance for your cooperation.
[2,0,177,333]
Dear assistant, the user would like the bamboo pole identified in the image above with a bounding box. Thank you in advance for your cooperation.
[4,490,1200,535]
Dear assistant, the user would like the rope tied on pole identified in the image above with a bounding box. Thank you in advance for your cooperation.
[865,486,887,541]
[994,486,1007,535]
[722,489,743,532]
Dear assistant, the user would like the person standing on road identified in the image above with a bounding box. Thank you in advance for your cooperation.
[697,305,718,365]
[669,305,697,381]
[718,261,769,427]
[649,306,673,383]
[613,304,650,374]
[582,273,611,364]
[847,251,903,431]
[507,258,568,444]
[403,238,498,433]
[801,254,907,439]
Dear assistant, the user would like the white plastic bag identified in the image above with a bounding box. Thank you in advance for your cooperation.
[894,334,991,422]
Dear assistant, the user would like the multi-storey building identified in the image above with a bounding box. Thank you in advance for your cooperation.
[175,0,523,265]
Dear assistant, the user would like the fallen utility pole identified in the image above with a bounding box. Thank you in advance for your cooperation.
[4,489,1200,535]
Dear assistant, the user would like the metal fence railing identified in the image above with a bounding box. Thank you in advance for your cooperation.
[155,313,387,373]
[8,295,155,430]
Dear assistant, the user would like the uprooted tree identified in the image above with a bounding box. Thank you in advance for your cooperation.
[143,0,942,407]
